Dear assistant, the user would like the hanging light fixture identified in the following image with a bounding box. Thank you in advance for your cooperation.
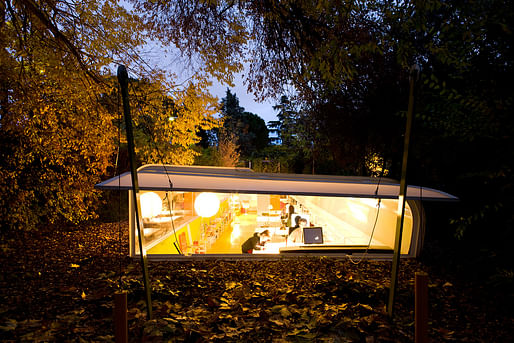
[194,192,220,218]
[140,192,162,219]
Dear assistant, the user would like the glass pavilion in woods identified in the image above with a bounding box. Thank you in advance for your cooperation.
[95,165,457,259]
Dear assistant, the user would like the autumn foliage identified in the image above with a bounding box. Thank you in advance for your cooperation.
[0,0,221,230]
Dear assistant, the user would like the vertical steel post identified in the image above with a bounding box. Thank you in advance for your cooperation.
[387,64,420,317]
[117,65,152,320]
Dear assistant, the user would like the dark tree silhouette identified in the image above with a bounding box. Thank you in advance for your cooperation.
[220,89,269,157]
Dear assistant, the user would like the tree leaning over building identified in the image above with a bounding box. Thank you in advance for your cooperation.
[0,0,222,230]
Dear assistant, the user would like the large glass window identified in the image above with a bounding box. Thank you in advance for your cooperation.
[133,191,415,256]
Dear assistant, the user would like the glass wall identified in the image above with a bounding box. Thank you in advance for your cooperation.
[130,191,417,256]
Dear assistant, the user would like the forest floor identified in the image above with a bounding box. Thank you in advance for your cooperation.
[0,221,512,342]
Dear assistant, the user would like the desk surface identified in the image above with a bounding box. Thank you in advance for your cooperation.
[255,226,289,235]
[252,242,284,254]
[257,215,282,222]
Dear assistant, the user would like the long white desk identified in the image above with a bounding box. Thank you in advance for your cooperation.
[252,242,284,254]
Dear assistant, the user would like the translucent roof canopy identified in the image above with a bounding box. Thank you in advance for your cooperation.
[95,164,458,201]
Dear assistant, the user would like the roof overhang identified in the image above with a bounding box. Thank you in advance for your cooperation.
[95,164,458,201]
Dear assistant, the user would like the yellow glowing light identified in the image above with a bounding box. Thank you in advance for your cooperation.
[194,192,220,217]
[230,223,241,245]
[140,192,162,219]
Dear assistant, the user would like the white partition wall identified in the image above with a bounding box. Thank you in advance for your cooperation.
[292,196,423,256]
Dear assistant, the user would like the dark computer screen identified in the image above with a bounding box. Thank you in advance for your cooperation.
[303,227,323,244]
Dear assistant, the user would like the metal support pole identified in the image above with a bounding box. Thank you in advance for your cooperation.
[415,272,429,343]
[117,65,153,320]
[387,64,420,317]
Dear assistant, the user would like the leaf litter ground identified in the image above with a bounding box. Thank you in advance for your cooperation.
[0,221,512,342]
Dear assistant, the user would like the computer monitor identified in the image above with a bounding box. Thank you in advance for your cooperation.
[303,227,323,244]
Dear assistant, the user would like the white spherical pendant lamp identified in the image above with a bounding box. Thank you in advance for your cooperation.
[140,192,162,219]
[194,192,220,218]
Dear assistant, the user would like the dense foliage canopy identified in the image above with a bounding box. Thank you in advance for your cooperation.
[0,0,221,230]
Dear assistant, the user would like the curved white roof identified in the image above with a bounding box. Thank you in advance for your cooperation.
[95,164,458,201]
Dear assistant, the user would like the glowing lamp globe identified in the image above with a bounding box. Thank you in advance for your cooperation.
[194,192,220,218]
[140,192,162,219]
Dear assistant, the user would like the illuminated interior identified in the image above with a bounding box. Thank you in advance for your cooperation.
[132,191,417,256]
[95,164,457,258]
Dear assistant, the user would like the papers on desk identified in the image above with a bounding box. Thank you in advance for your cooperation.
[252,242,283,254]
